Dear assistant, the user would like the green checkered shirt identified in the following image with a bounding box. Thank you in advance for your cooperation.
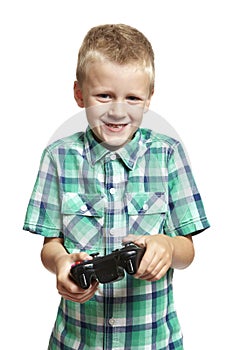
[23,127,210,349]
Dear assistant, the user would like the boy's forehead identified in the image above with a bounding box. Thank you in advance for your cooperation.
[83,60,150,93]
[78,54,154,96]
[85,59,150,80]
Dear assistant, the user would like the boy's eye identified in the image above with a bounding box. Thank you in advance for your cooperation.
[97,94,111,100]
[127,96,141,102]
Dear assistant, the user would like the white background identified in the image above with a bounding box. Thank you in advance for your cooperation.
[1,1,232,349]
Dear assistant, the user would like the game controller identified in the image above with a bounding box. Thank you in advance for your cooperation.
[70,242,146,289]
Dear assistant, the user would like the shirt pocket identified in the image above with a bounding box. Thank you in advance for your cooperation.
[61,192,105,251]
[126,192,167,235]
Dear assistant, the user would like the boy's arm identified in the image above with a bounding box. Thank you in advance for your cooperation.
[124,234,194,282]
[41,237,98,303]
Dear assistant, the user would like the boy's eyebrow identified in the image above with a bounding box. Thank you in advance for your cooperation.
[91,86,147,95]
[91,87,114,94]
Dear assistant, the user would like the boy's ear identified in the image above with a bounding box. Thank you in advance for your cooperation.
[74,81,85,108]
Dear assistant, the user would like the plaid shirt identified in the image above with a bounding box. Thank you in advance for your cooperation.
[23,127,210,349]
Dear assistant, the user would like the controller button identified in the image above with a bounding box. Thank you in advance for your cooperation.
[90,253,99,258]
[81,274,87,286]
[123,242,133,247]
[127,260,134,274]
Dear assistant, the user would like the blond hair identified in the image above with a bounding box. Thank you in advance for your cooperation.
[76,24,155,94]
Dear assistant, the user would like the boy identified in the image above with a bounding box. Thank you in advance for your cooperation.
[23,24,210,349]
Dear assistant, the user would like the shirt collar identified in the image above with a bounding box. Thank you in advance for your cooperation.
[84,127,110,165]
[84,126,148,170]
[116,130,148,170]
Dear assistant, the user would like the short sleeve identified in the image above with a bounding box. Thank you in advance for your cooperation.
[164,142,210,236]
[23,148,63,237]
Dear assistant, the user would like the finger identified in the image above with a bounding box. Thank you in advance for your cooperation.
[59,281,99,303]
[133,236,147,248]
[71,252,93,263]
[135,248,157,277]
[140,260,170,281]
[122,234,144,244]
[146,263,170,281]
[60,292,92,303]
[60,279,98,294]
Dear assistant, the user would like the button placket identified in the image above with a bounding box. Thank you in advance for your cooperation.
[104,156,116,252]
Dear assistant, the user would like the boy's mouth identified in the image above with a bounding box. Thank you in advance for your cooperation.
[104,123,128,131]
[105,123,126,128]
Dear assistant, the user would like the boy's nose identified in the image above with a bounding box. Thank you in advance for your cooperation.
[108,102,127,120]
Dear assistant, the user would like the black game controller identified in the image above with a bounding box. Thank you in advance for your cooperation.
[70,242,146,289]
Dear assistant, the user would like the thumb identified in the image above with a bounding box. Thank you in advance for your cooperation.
[122,234,137,244]
[70,252,93,263]
[122,234,145,246]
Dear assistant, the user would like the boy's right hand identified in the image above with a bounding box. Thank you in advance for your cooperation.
[55,252,99,303]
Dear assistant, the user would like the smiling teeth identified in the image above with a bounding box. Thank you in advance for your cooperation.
[106,123,125,128]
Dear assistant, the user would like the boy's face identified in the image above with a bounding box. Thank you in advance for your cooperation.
[74,60,152,149]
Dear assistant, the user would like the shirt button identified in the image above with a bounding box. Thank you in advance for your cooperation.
[110,153,116,160]
[110,228,115,235]
[98,174,105,182]
[143,203,149,211]
[109,318,115,326]
[80,204,88,212]
[109,188,116,195]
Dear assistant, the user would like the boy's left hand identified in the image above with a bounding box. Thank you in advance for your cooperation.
[123,234,174,281]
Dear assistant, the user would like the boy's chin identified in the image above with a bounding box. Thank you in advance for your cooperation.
[91,128,136,150]
[102,140,130,151]
[101,137,131,150]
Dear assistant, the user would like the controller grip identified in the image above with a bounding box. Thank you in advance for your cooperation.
[78,273,89,289]
[123,246,146,275]
[70,262,94,290]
